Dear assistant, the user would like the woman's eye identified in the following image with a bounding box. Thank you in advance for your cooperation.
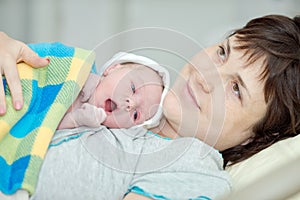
[232,82,241,99]
[133,110,138,121]
[218,45,226,61]
[131,83,136,93]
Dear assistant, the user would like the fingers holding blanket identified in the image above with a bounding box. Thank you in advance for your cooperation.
[0,32,49,115]
[0,57,23,115]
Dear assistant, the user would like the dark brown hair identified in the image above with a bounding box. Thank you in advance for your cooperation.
[221,15,300,166]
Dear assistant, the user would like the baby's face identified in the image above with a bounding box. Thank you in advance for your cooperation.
[89,64,163,128]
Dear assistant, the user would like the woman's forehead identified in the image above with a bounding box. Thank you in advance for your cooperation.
[230,35,268,69]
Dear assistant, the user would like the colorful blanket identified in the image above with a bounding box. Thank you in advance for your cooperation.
[0,42,95,195]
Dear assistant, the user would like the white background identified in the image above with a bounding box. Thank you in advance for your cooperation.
[0,0,299,75]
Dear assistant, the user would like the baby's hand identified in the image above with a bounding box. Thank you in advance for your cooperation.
[73,103,107,127]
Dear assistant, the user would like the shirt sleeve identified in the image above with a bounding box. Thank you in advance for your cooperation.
[127,170,231,200]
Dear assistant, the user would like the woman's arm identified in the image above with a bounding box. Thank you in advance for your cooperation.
[0,32,49,115]
[123,193,153,200]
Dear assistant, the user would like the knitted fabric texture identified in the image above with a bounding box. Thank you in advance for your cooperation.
[0,42,95,195]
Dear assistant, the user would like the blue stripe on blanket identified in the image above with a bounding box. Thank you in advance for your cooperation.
[11,80,63,138]
[0,155,30,193]
[2,78,7,94]
[28,42,75,58]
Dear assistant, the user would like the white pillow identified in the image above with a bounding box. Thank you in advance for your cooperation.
[225,134,300,199]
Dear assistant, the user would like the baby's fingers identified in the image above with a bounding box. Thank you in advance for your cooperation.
[95,108,107,124]
[80,103,107,126]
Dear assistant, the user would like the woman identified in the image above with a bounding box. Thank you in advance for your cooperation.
[0,14,299,199]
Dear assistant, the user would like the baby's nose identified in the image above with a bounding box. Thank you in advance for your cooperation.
[125,97,136,111]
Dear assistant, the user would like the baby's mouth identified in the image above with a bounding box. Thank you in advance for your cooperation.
[104,99,117,112]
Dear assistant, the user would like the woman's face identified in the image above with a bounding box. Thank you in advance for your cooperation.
[163,36,268,151]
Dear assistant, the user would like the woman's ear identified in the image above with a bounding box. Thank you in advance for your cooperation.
[103,63,122,76]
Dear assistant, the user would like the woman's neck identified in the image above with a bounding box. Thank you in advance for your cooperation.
[149,117,180,139]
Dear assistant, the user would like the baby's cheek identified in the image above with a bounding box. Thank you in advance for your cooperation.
[88,90,103,108]
[103,111,134,128]
[87,93,96,105]
[146,104,160,120]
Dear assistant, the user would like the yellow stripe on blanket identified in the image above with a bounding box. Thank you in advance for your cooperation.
[0,42,95,195]
[18,62,34,80]
[0,121,10,141]
[31,127,52,158]
[67,49,95,87]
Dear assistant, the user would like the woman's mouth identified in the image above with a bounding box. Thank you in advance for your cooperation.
[104,99,117,112]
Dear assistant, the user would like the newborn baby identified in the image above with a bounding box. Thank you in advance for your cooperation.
[58,52,170,129]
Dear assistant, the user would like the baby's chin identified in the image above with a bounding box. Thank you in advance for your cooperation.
[102,117,134,129]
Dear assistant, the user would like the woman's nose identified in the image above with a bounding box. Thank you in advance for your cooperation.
[190,50,222,93]
[125,97,136,111]
[193,72,214,93]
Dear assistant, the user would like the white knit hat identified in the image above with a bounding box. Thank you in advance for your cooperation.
[99,52,170,129]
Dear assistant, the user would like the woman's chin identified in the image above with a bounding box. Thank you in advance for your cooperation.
[162,94,182,123]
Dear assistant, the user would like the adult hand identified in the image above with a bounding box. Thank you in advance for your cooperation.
[0,32,49,115]
[72,103,107,127]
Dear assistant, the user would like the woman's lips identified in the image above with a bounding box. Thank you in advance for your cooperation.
[185,80,201,110]
[104,99,117,112]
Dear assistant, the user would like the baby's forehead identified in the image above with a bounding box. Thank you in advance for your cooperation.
[121,63,163,83]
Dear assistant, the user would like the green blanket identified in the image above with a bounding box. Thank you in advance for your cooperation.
[0,42,95,195]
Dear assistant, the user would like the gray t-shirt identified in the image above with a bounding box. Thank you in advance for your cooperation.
[30,126,231,200]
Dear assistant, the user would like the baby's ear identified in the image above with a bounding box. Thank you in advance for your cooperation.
[103,63,122,76]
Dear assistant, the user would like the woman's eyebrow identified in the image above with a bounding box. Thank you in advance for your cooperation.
[226,39,231,58]
[236,73,251,100]
[227,38,251,101]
